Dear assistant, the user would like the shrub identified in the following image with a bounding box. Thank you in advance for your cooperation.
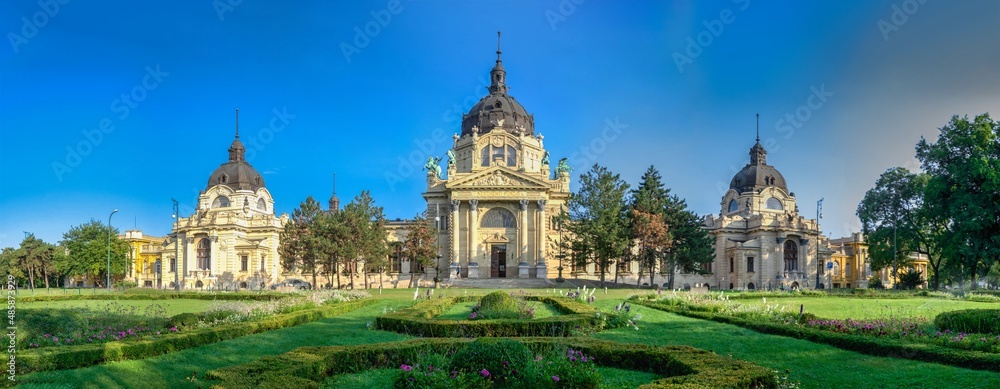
[21,309,88,346]
[168,313,204,329]
[934,309,1000,335]
[450,339,533,384]
[868,277,885,289]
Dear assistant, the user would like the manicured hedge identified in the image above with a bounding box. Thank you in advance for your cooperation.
[935,309,1000,335]
[634,298,1000,372]
[374,296,601,337]
[205,337,778,388]
[18,292,288,303]
[16,299,374,375]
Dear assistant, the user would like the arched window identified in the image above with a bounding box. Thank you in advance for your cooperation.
[212,196,230,208]
[765,197,783,210]
[783,240,798,272]
[480,146,490,167]
[481,208,516,228]
[257,198,266,211]
[506,145,516,167]
[747,282,756,290]
[727,199,738,213]
[197,239,211,270]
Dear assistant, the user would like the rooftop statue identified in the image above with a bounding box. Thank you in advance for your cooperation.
[541,151,550,166]
[424,156,443,179]
[555,157,572,176]
[447,150,456,166]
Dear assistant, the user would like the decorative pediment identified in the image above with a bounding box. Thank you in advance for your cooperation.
[446,167,550,190]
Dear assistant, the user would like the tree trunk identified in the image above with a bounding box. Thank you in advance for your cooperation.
[336,262,342,289]
[599,260,606,287]
[312,268,317,291]
[27,265,36,290]
[649,260,656,287]
[42,266,50,289]
[668,258,677,290]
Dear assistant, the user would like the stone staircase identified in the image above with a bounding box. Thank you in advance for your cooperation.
[448,278,554,289]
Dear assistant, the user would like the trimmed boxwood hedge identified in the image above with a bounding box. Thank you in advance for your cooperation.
[15,299,374,375]
[205,337,778,388]
[634,298,1000,373]
[935,309,1000,335]
[374,295,601,337]
[18,292,288,303]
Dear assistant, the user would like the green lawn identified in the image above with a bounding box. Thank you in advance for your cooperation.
[436,300,563,320]
[752,297,1000,320]
[590,298,1000,388]
[15,288,1000,389]
[19,299,214,317]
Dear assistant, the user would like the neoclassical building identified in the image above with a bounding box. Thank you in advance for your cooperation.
[421,40,571,280]
[691,135,833,290]
[163,111,288,290]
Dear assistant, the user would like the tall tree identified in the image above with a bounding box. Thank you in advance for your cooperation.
[341,191,389,289]
[664,207,715,289]
[402,213,438,287]
[856,167,948,289]
[60,220,129,287]
[564,164,630,286]
[628,166,672,286]
[279,196,325,289]
[15,234,57,289]
[916,114,1000,289]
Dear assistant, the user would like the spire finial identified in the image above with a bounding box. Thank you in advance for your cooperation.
[235,107,240,139]
[755,113,759,142]
[496,31,502,62]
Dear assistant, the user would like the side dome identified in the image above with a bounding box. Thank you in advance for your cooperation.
[729,141,788,193]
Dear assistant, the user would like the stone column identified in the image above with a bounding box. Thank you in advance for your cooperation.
[449,200,460,277]
[518,200,530,278]
[467,200,480,278]
[536,200,548,278]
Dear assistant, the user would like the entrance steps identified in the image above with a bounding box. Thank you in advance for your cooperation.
[448,278,553,289]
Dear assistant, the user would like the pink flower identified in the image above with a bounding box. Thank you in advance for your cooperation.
[400,364,412,371]
[480,369,490,377]
[552,375,561,382]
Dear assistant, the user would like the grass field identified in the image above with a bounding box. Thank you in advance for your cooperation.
[753,297,999,320]
[321,366,661,389]
[19,299,214,317]
[15,287,1000,388]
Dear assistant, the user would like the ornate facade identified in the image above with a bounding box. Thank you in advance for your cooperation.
[422,38,571,280]
[692,135,833,290]
[163,111,288,290]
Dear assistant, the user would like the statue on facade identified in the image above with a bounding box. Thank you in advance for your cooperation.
[446,150,456,166]
[541,151,550,166]
[555,158,572,176]
[424,156,443,178]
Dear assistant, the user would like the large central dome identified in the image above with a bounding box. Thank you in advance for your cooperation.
[460,33,535,137]
[729,140,787,194]
[206,110,265,192]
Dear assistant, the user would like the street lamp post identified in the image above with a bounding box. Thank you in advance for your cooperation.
[816,198,823,290]
[107,209,118,292]
[556,216,565,283]
[172,198,180,291]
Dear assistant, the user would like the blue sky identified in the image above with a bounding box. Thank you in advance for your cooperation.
[1,0,998,248]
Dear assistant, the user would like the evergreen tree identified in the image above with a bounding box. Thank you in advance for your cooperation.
[402,213,438,287]
[279,196,325,289]
[564,164,630,286]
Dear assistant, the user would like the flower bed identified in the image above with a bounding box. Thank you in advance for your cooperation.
[16,297,374,374]
[205,337,778,388]
[632,294,1000,372]
[18,291,289,303]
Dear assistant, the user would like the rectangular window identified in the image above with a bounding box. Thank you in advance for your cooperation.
[154,260,162,274]
[846,265,851,277]
[819,260,824,275]
[170,258,176,272]
[241,255,249,272]
[729,258,734,273]
[747,257,754,272]
[260,254,266,272]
